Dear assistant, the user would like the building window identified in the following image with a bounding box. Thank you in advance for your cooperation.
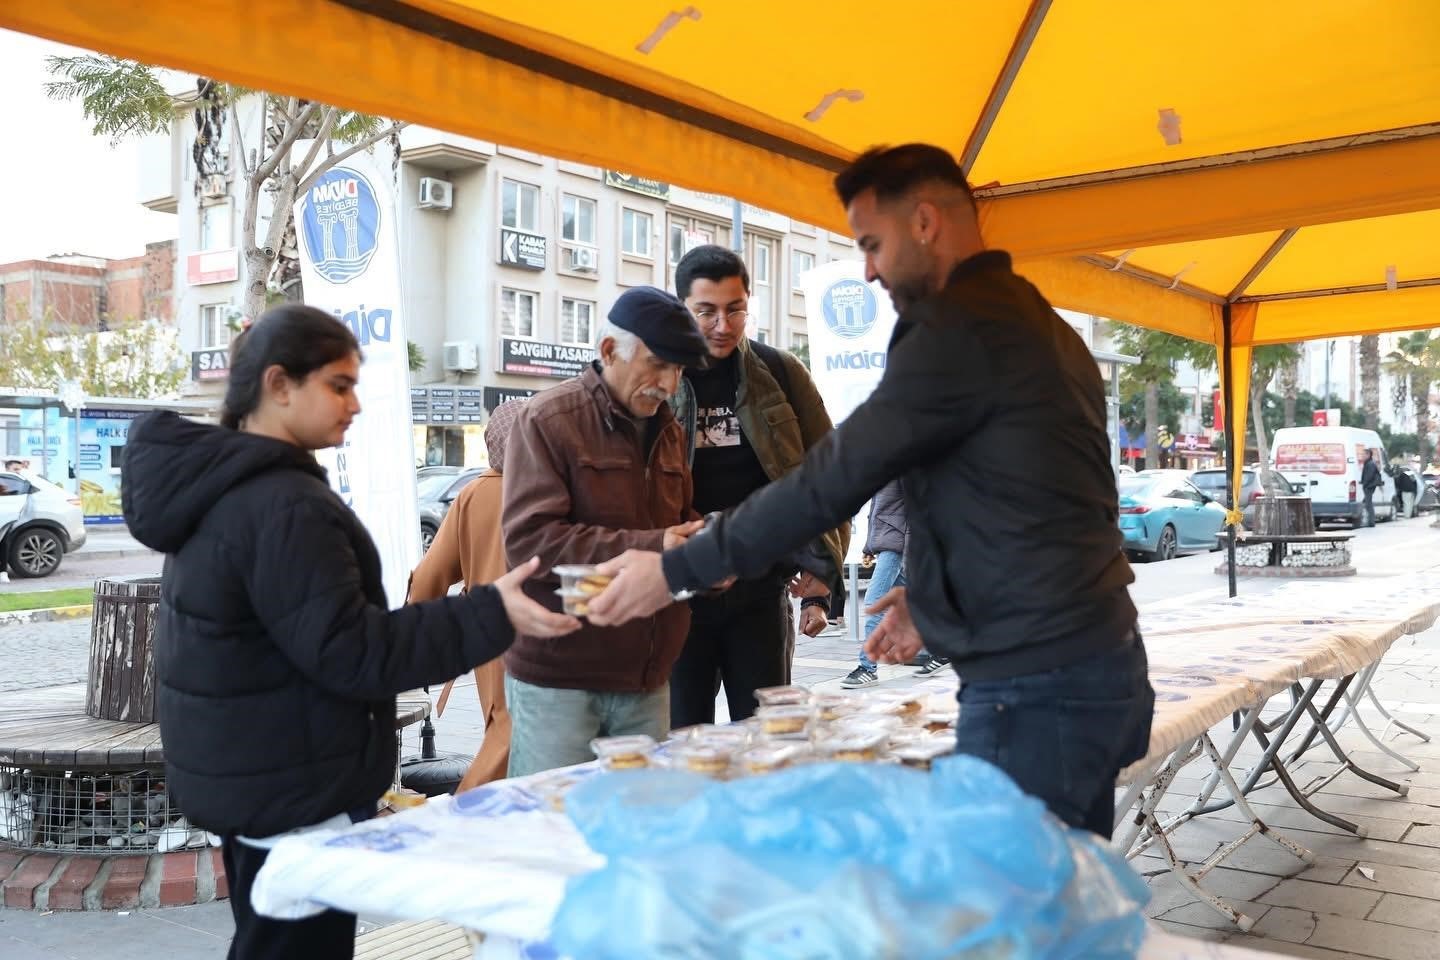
[199,201,232,251]
[621,208,652,258]
[748,235,775,334]
[791,332,808,351]
[668,217,718,265]
[201,303,230,349]
[790,249,815,290]
[755,330,768,345]
[560,298,595,346]
[500,288,538,339]
[501,178,541,233]
[561,194,597,245]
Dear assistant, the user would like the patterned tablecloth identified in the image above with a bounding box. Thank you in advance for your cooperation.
[251,573,1440,955]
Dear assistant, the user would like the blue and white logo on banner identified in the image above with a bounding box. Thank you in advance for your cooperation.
[820,279,877,340]
[300,169,381,284]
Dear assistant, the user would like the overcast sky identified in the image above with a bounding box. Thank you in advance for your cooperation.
[0,29,179,264]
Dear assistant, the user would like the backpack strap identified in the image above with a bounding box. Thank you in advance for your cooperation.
[749,339,793,401]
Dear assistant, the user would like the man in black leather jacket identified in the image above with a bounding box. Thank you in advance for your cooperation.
[589,144,1154,838]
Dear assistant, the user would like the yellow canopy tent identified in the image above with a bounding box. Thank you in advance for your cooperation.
[6,1,1440,589]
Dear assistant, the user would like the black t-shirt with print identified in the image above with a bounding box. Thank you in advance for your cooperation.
[687,351,772,517]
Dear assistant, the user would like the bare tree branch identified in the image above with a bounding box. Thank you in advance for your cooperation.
[256,100,320,180]
[299,122,408,195]
[229,101,253,179]
[293,107,339,187]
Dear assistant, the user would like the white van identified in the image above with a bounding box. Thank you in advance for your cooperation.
[1270,426,1395,526]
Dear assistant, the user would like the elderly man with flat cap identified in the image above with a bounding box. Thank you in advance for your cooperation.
[500,286,710,776]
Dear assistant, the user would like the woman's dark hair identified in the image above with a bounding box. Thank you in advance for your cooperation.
[220,304,361,430]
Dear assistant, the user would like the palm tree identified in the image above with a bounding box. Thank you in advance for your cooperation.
[1279,350,1301,427]
[1383,331,1440,468]
[1191,342,1299,491]
[1110,325,1196,469]
[1359,335,1382,430]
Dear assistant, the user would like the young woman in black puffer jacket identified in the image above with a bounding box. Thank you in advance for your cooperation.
[123,304,578,960]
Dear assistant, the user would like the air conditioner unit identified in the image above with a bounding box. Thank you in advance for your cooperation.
[567,246,598,273]
[419,177,453,211]
[200,174,228,199]
[443,340,479,372]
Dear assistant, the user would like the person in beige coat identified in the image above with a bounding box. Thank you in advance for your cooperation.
[407,399,528,791]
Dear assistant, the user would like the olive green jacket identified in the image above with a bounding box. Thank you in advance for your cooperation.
[671,338,849,593]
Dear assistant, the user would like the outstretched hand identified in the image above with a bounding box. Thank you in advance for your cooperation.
[584,550,672,626]
[494,557,582,637]
[861,587,923,664]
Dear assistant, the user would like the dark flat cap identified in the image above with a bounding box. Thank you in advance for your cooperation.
[607,286,709,368]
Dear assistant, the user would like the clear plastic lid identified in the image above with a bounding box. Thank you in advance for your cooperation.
[814,732,889,761]
[810,693,866,721]
[736,743,804,774]
[754,704,812,737]
[754,685,811,707]
[670,743,736,775]
[590,735,656,768]
[890,737,956,767]
[552,565,602,578]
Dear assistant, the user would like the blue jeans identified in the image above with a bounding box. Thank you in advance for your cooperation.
[504,674,670,778]
[951,633,1154,838]
[858,550,905,671]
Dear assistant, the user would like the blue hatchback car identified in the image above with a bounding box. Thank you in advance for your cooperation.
[1118,473,1228,562]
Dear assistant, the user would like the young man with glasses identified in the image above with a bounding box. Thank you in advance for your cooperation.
[667,245,849,727]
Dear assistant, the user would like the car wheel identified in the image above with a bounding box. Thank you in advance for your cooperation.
[420,523,437,554]
[1150,526,1178,562]
[9,528,63,578]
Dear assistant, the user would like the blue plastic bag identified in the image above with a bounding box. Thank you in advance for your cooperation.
[549,756,1148,959]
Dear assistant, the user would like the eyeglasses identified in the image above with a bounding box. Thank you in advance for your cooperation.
[693,308,749,325]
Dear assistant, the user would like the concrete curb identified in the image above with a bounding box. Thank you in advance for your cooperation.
[73,548,157,561]
[0,605,92,626]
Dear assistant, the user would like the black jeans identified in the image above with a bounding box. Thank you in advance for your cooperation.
[670,576,794,727]
[951,633,1154,838]
[1363,487,1377,526]
[222,835,358,960]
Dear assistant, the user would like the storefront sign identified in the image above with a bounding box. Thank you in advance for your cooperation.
[499,228,547,270]
[456,388,484,423]
[483,387,538,412]
[186,248,239,285]
[500,338,595,380]
[412,387,491,424]
[604,171,670,200]
[191,348,229,382]
[668,186,790,233]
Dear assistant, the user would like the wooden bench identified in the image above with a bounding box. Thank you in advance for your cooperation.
[355,919,473,960]
[0,683,430,770]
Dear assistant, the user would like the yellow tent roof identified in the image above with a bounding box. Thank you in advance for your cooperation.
[7,0,1438,350]
[5,0,1439,517]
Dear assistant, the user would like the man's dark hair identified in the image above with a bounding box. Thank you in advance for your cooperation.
[675,244,749,299]
[834,143,975,209]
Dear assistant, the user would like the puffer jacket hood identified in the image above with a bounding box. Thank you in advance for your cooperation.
[123,411,325,554]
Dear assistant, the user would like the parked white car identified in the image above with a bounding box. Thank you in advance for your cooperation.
[0,471,87,578]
